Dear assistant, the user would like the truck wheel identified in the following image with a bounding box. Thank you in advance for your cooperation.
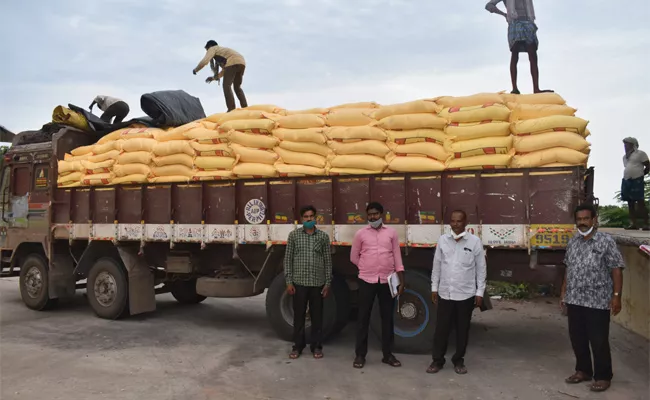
[170,279,207,304]
[265,274,342,342]
[87,257,129,319]
[370,270,435,354]
[19,254,58,311]
[330,277,351,335]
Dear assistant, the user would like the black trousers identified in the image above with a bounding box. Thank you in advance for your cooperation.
[222,64,248,111]
[292,285,324,353]
[567,304,613,381]
[356,279,394,358]
[100,101,130,124]
[432,296,475,367]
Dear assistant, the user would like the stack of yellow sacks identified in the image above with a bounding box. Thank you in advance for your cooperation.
[504,93,590,168]
[58,132,121,187]
[109,127,160,184]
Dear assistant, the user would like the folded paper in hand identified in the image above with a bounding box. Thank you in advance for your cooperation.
[388,272,400,298]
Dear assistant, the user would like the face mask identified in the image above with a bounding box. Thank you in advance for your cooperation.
[577,226,594,237]
[369,218,383,229]
[451,231,466,240]
[303,220,316,229]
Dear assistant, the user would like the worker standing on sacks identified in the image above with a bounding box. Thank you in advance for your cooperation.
[193,40,248,112]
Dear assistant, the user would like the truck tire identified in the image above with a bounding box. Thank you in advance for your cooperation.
[19,254,58,311]
[170,279,207,304]
[370,270,435,354]
[265,274,345,342]
[330,277,351,335]
[86,257,129,320]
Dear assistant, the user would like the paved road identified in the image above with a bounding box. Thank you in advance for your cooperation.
[1,277,648,400]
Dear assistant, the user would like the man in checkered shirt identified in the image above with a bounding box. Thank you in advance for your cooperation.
[284,205,332,360]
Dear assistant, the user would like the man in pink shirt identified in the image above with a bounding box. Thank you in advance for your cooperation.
[350,202,405,369]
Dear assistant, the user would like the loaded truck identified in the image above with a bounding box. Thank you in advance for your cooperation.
[0,127,596,352]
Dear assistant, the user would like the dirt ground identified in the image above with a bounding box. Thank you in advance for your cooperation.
[1,277,648,400]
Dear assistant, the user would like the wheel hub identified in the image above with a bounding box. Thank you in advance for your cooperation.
[400,301,418,320]
[94,271,117,307]
[24,266,43,299]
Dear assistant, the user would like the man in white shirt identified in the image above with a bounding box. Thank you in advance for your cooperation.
[621,137,649,230]
[89,95,130,124]
[427,210,486,375]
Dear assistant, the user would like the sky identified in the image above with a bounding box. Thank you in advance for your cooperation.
[0,0,648,205]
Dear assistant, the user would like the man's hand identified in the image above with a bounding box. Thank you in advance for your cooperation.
[217,71,224,80]
[322,285,330,298]
[205,77,214,83]
[611,296,622,316]
[192,69,197,75]
[286,284,296,295]
[431,292,438,305]
[397,284,405,297]
[475,296,483,308]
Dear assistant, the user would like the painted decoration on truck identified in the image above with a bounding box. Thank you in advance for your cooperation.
[206,225,236,242]
[145,224,171,241]
[237,224,268,243]
[118,224,144,241]
[173,225,203,243]
[482,225,525,247]
[244,199,266,224]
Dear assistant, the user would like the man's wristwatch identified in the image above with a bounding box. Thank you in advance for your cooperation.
[613,292,621,297]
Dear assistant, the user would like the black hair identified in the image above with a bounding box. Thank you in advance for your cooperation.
[366,202,384,214]
[205,40,218,49]
[300,205,317,217]
[451,209,467,221]
[574,204,597,219]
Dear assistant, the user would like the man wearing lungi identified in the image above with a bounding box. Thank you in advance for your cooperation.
[621,137,649,230]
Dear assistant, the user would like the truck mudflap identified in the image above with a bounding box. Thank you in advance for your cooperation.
[115,246,156,315]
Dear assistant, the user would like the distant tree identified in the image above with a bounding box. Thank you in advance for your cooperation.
[598,205,630,228]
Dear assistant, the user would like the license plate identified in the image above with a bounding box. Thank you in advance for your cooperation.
[530,224,575,248]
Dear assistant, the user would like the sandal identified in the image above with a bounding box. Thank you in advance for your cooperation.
[313,349,324,359]
[454,364,468,375]
[590,380,611,392]
[381,355,402,368]
[289,349,301,359]
[353,356,365,369]
[565,371,592,384]
[426,362,442,374]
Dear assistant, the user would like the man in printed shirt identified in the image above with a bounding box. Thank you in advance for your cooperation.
[284,205,332,360]
[89,95,130,124]
[427,210,486,375]
[193,40,248,112]
[485,0,552,94]
[350,202,405,369]
[621,137,649,230]
[561,204,624,393]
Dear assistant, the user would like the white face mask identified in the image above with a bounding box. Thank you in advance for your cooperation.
[577,226,594,237]
[369,218,383,229]
[451,231,467,240]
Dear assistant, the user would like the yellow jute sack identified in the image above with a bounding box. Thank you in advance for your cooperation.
[58,160,84,174]
[52,106,90,131]
[327,167,381,175]
[194,156,239,170]
[204,112,227,123]
[81,172,114,186]
[58,181,82,188]
[272,128,327,144]
[185,127,230,144]
[121,138,157,153]
[150,165,194,177]
[325,109,375,127]
[191,170,235,181]
[190,142,235,157]
[242,104,286,114]
[152,154,194,168]
[329,154,387,171]
[201,120,218,130]
[331,101,380,109]
[386,129,446,145]
[275,147,327,168]
[81,159,115,174]
[117,151,152,165]
[511,115,589,136]
[275,163,326,177]
[279,141,331,157]
[501,92,566,105]
[114,164,152,177]
[229,144,277,164]
[57,171,83,185]
[64,153,92,161]
[70,144,95,157]
[88,150,120,163]
[154,123,200,142]
[513,131,589,153]
[373,100,441,120]
[113,174,149,184]
[326,126,387,142]
[229,130,279,149]
[444,136,513,159]
[388,142,448,161]
[376,114,447,131]
[446,153,513,170]
[440,103,511,123]
[93,140,121,155]
[149,176,190,184]
[276,114,326,129]
[508,103,577,121]
[511,148,588,168]
[98,127,162,144]
[219,118,277,134]
[328,140,390,157]
[435,93,504,108]
[152,140,195,157]
[386,154,446,173]
[216,110,267,124]
[445,121,511,141]
[286,108,330,115]
[233,163,278,177]
[540,163,574,167]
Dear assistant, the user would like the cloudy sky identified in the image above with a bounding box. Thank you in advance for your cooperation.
[1,0,648,204]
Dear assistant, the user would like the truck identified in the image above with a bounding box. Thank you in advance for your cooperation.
[0,127,596,352]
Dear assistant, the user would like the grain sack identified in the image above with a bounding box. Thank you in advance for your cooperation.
[501,92,566,105]
[386,155,445,173]
[242,104,286,114]
[439,104,511,123]
[149,176,190,184]
[446,153,513,170]
[279,141,331,157]
[81,159,115,174]
[328,167,381,175]
[233,163,278,177]
[445,122,511,141]
[154,123,199,142]
[93,140,121,155]
[191,170,235,181]
[152,154,194,168]
[121,138,157,153]
[275,147,327,168]
[70,144,94,157]
[114,164,152,177]
[64,153,92,161]
[513,132,589,153]
[325,109,375,127]
[150,165,194,177]
[219,118,277,134]
[229,130,279,149]
[388,142,448,161]
[152,140,195,157]
[272,128,327,143]
[508,103,577,121]
[190,142,235,157]
[194,156,239,170]
[201,121,218,130]
[275,114,326,129]
[540,163,573,167]
[185,127,230,144]
[286,108,330,115]
[511,115,589,136]
[230,144,278,165]
[329,154,387,171]
[436,93,504,107]
[445,136,513,158]
[113,174,149,184]
[117,151,152,165]
[386,129,446,145]
[98,127,161,144]
[331,101,380,109]
[275,163,326,177]
[81,172,114,186]
[52,106,90,131]
[373,100,441,120]
[58,160,83,174]
[328,140,390,157]
[88,150,120,163]
[511,148,588,168]
[58,182,81,188]
[583,129,591,138]
[204,112,227,123]
[376,114,446,131]
[217,110,267,124]
[57,171,83,185]
[326,126,387,142]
